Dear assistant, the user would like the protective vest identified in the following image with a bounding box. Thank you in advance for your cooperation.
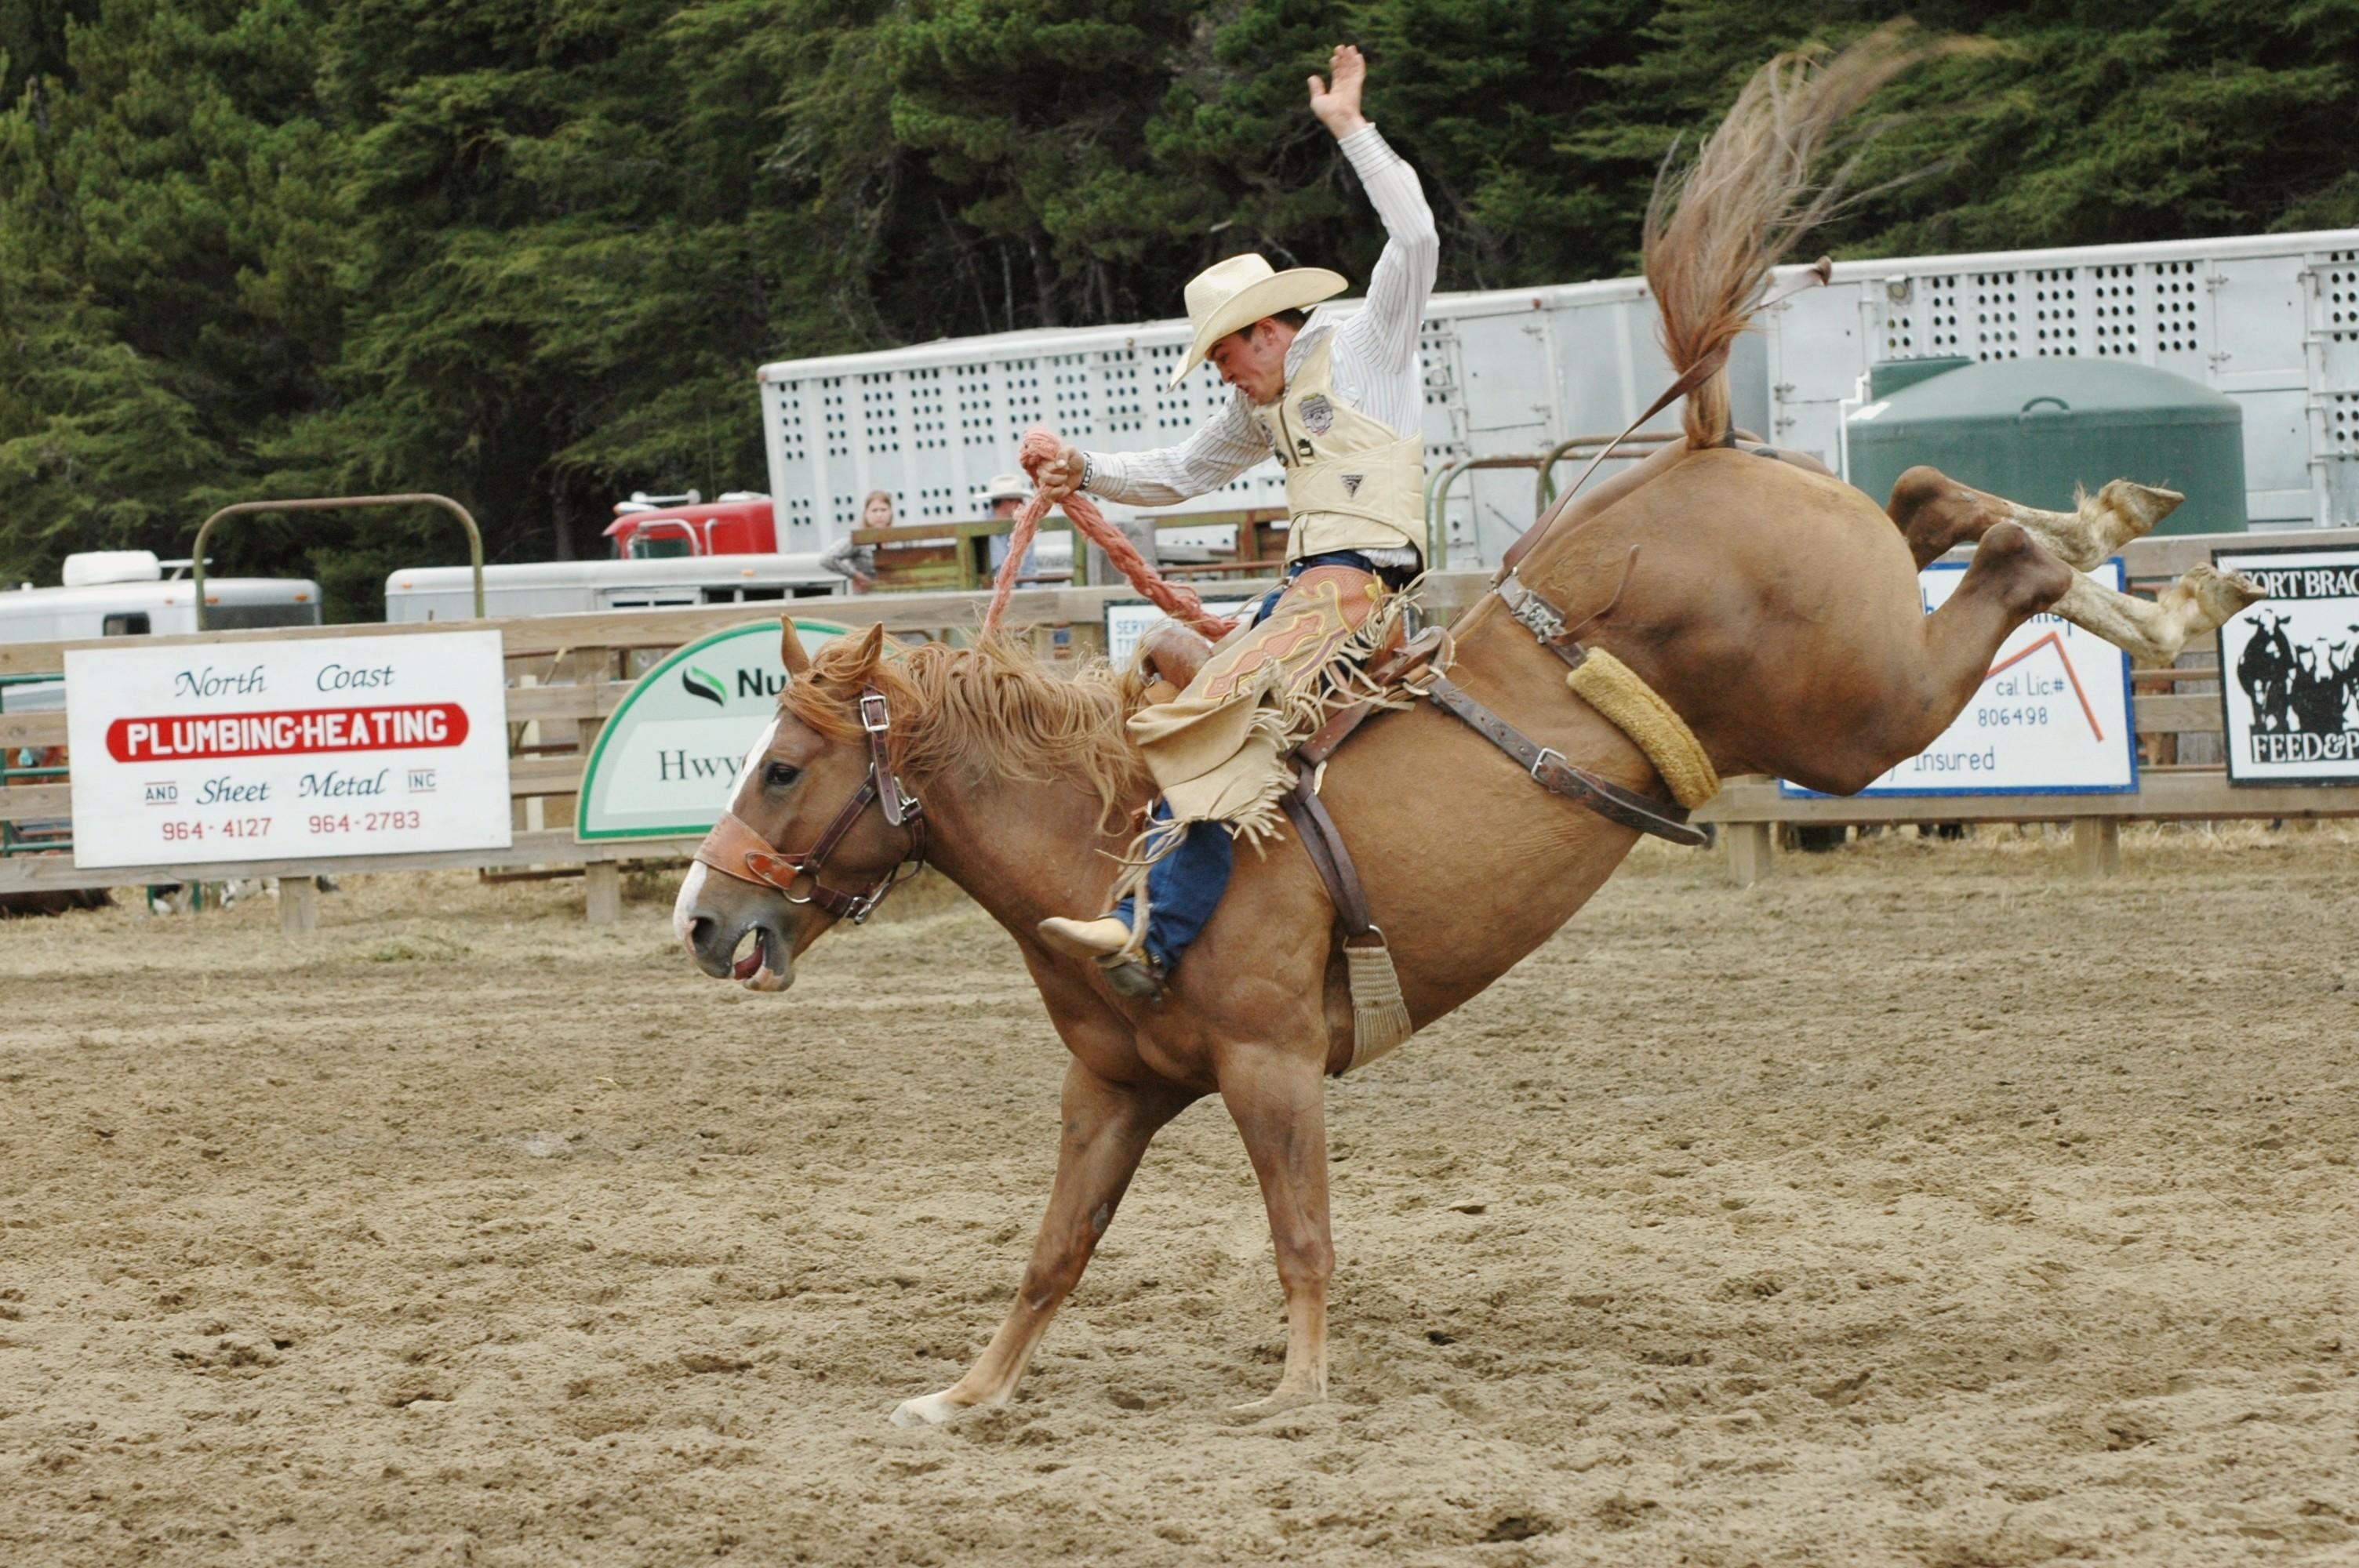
[1252,335,1426,564]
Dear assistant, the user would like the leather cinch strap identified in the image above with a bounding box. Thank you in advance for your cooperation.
[1420,673,1708,847]
[1279,777,1378,940]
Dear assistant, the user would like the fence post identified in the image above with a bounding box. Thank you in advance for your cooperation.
[1726,821,1774,887]
[279,876,320,935]
[583,861,622,925]
[2072,817,2121,878]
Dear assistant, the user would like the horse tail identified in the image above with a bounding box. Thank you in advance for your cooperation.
[1643,24,1929,448]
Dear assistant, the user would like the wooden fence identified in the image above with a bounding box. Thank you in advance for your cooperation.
[0,577,1312,927]
[4,530,2354,924]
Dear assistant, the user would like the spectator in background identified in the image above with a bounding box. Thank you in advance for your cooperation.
[821,490,896,591]
[982,472,1038,579]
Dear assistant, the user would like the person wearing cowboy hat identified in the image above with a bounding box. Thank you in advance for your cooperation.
[1033,42,1437,993]
[981,470,1038,575]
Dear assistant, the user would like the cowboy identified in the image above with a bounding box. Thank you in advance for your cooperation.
[1032,43,1436,994]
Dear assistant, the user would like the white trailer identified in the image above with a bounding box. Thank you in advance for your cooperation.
[383,554,848,623]
[757,228,2359,567]
[0,551,322,644]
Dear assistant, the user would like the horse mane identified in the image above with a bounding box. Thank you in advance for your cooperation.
[780,633,1152,828]
[1643,24,1932,447]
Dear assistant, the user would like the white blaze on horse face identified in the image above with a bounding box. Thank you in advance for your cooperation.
[671,861,709,949]
[675,717,783,956]
[735,716,782,807]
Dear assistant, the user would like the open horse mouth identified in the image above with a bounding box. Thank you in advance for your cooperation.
[675,865,797,991]
[730,928,767,981]
[722,924,795,992]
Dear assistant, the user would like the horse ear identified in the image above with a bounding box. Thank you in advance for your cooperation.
[851,622,888,671]
[780,616,812,677]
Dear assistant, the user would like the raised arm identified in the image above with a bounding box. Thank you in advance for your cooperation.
[1315,45,1438,373]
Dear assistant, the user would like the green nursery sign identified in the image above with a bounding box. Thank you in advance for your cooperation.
[575,619,847,841]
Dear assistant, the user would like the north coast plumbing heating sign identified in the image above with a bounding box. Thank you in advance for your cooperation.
[64,630,512,868]
[1782,561,2139,798]
[575,619,845,841]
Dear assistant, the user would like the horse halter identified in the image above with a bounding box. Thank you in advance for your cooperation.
[692,686,926,924]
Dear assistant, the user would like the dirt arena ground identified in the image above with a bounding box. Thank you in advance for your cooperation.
[3,826,2356,1566]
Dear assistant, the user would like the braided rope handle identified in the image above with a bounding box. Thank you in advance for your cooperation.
[978,426,1242,644]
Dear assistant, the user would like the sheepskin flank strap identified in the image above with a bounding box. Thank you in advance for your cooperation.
[1565,650,1721,810]
[1491,575,1719,815]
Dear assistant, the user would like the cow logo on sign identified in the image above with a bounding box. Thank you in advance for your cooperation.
[1298,394,1334,437]
[2214,545,2359,786]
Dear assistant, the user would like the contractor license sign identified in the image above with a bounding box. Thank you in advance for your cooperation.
[64,630,511,869]
[1782,560,2138,797]
[575,619,846,841]
[2213,545,2359,786]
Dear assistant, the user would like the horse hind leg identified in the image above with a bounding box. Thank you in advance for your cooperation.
[1888,466,2184,571]
[2052,565,2267,668]
[1883,466,2263,667]
[1812,521,2075,792]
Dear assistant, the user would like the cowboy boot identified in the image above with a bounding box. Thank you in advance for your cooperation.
[1036,916,1165,999]
[1036,916,1132,959]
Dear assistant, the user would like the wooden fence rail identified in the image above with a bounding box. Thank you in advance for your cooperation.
[5,530,2355,915]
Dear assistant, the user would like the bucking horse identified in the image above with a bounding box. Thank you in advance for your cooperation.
[673,35,2263,1424]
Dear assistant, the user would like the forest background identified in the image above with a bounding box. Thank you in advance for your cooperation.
[3,0,2355,619]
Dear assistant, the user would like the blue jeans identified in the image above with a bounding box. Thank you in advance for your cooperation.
[1109,550,1405,973]
[1110,801,1233,971]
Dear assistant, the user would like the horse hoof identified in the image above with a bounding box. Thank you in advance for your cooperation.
[2174,564,2266,627]
[1227,1386,1325,1422]
[2092,477,2183,540]
[889,1390,967,1428]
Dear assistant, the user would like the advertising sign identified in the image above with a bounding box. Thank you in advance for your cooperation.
[2213,545,2359,786]
[575,619,847,841]
[1782,560,2139,797]
[1103,597,1254,667]
[64,630,511,869]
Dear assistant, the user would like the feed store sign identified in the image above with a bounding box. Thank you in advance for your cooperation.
[2213,546,2359,786]
[64,630,512,868]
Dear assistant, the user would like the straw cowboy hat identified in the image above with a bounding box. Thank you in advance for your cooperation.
[1168,254,1347,388]
[980,471,1030,504]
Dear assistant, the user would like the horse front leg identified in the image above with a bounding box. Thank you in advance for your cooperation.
[889,1062,1194,1427]
[1218,1042,1335,1418]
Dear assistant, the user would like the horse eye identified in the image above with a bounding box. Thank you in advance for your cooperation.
[764,761,801,789]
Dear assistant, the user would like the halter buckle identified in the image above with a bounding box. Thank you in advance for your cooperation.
[1530,746,1567,780]
[859,691,892,734]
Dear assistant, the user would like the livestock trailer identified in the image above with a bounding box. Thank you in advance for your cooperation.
[755,229,2359,568]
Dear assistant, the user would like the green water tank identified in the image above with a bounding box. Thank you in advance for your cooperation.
[1845,358,2246,535]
